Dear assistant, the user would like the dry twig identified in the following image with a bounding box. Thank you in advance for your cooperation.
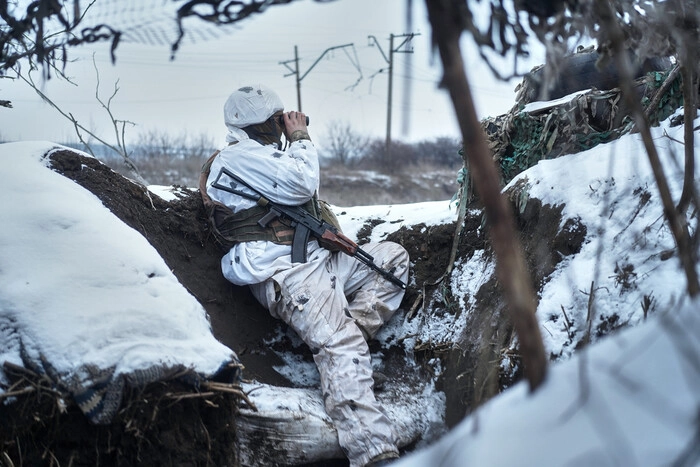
[594,0,700,297]
[202,381,256,410]
[642,64,681,125]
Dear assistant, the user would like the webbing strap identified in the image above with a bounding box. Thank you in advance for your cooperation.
[214,203,295,245]
[199,150,342,254]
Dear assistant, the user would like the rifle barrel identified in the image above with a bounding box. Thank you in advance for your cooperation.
[354,248,406,289]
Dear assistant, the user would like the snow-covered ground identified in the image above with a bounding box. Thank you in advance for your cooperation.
[0,142,237,423]
[1,109,699,464]
[394,111,700,466]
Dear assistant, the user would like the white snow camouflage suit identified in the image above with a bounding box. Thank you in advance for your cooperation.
[205,84,410,466]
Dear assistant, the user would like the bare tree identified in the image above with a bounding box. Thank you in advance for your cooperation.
[127,129,216,186]
[416,137,462,167]
[321,120,370,167]
[0,0,331,85]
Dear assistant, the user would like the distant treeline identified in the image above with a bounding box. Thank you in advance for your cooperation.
[58,127,463,187]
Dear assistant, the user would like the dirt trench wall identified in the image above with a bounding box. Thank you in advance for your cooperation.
[34,148,464,465]
[426,185,587,427]
[28,147,590,458]
[47,149,291,386]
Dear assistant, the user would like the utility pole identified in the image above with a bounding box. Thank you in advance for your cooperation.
[280,43,356,112]
[368,32,419,156]
[402,0,414,137]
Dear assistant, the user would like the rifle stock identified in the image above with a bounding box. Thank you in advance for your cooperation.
[320,230,357,255]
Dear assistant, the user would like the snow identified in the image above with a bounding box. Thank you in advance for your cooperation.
[396,300,700,467]
[1,109,699,464]
[507,117,692,360]
[336,200,457,243]
[0,142,236,421]
[394,111,700,466]
[148,184,187,201]
[522,89,591,113]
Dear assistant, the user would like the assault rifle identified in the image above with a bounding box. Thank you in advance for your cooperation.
[211,167,407,290]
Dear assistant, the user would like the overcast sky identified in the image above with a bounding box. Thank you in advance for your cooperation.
[1,0,547,146]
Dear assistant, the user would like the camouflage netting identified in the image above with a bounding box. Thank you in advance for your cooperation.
[483,64,684,186]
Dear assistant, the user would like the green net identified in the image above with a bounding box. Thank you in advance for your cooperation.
[480,67,683,186]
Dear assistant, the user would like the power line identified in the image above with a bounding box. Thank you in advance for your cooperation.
[279,43,360,112]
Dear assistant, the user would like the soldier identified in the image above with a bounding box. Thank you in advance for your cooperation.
[201,84,409,467]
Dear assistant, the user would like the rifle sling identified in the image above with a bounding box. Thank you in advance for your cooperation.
[201,154,406,289]
[200,153,295,250]
[209,165,329,263]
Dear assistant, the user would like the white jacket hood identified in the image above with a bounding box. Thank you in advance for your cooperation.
[224,84,284,143]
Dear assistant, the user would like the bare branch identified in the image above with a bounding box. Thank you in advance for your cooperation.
[643,64,681,125]
[16,66,147,188]
[425,0,547,392]
[1,0,119,76]
[593,0,700,297]
[447,160,469,276]
[677,64,698,214]
[580,281,597,347]
[91,56,134,159]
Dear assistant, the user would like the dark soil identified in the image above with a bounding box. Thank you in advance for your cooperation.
[0,375,239,466]
[426,179,586,427]
[0,148,585,465]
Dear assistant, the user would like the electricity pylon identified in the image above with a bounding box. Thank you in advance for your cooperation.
[368,32,419,155]
[279,43,358,112]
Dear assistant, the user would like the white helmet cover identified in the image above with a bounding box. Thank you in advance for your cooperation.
[224,84,284,129]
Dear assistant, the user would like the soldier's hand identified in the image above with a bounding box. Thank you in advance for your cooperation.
[283,111,309,140]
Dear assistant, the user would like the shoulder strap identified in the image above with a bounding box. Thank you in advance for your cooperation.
[199,150,295,250]
[199,150,343,252]
[199,150,221,213]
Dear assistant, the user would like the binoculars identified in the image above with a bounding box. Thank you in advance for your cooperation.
[275,115,310,126]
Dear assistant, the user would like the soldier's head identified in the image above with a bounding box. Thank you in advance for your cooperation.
[224,85,284,145]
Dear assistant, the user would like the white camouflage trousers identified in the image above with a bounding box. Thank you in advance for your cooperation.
[250,241,410,467]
